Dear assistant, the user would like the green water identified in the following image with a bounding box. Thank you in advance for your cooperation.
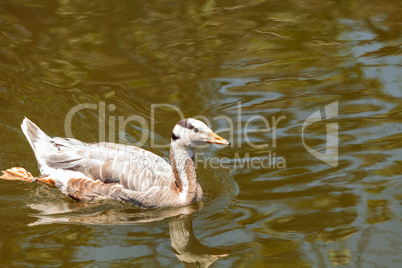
[0,0,401,267]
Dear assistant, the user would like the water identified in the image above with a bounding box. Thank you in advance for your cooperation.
[0,0,401,267]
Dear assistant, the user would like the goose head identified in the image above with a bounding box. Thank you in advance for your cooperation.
[171,118,230,149]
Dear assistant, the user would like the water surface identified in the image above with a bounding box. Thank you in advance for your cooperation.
[0,0,401,267]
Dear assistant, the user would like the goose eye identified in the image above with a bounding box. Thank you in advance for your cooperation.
[194,128,199,133]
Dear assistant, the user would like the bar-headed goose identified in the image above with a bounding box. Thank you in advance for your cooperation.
[3,118,230,208]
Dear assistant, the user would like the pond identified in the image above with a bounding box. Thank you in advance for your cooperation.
[0,0,401,267]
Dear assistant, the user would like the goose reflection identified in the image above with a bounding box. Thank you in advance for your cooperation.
[29,201,230,267]
[169,216,230,267]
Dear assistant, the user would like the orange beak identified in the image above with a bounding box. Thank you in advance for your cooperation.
[208,132,231,145]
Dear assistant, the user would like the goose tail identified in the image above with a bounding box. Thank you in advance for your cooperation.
[21,117,57,174]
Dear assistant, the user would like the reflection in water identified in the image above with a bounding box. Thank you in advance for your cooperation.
[28,201,230,267]
[170,217,230,267]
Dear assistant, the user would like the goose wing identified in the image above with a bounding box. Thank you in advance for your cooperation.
[46,138,173,192]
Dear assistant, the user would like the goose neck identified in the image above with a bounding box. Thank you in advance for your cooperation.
[170,143,198,198]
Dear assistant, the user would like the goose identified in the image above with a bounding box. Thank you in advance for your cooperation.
[1,118,230,208]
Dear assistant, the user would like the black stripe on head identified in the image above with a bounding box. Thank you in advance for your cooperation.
[177,119,194,130]
[171,132,180,140]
